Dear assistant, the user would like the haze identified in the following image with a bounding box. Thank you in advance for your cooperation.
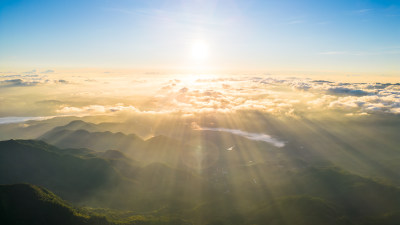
[0,1,400,225]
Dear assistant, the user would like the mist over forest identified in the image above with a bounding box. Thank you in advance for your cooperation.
[1,72,400,224]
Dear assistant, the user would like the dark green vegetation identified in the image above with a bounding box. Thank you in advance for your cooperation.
[0,183,92,225]
[2,115,400,224]
[0,140,203,209]
[0,184,190,225]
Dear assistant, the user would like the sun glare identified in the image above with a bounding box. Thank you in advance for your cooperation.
[191,40,209,62]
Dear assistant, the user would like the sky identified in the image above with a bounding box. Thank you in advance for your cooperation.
[0,0,400,76]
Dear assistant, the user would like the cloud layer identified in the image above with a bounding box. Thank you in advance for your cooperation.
[148,76,400,116]
[1,72,400,119]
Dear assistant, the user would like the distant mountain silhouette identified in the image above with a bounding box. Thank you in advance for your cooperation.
[39,126,196,166]
[0,117,89,141]
[39,128,143,151]
[99,149,128,159]
[50,120,101,133]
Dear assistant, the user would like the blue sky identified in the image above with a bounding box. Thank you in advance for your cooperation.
[0,0,399,75]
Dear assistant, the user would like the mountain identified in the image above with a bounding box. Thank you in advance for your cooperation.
[185,166,400,225]
[0,183,191,225]
[0,139,203,210]
[0,139,122,202]
[39,128,143,152]
[247,196,345,225]
[49,120,101,133]
[286,167,400,217]
[0,183,103,225]
[39,126,195,166]
[0,117,85,141]
[39,123,287,170]
[27,117,400,186]
[2,139,400,224]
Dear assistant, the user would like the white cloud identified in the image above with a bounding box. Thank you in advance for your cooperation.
[40,69,55,74]
[148,77,400,116]
[195,126,285,148]
[7,74,396,118]
[0,116,53,124]
[0,79,40,87]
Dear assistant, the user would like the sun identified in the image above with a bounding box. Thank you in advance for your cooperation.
[191,40,209,62]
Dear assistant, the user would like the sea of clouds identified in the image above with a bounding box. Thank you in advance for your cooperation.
[1,72,400,118]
